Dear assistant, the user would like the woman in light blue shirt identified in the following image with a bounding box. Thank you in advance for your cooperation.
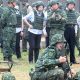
[23,1,47,63]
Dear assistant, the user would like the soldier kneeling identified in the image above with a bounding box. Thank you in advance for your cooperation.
[30,34,80,80]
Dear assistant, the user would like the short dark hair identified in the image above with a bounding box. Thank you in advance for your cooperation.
[36,5,44,10]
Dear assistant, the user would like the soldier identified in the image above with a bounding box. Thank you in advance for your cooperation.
[23,1,47,63]
[1,0,17,62]
[2,72,16,80]
[64,0,80,64]
[47,0,67,44]
[30,34,77,80]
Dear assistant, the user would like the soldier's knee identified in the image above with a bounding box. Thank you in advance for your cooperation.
[57,69,64,77]
[54,68,64,78]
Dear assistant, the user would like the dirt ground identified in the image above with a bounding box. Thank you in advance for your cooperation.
[0,63,80,80]
[0,49,80,80]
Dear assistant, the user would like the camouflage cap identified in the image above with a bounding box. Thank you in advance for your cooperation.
[67,0,75,5]
[48,0,59,7]
[50,34,66,46]
[2,72,16,80]
[8,0,16,3]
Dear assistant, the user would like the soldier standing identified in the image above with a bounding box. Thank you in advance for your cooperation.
[64,0,80,64]
[47,0,67,44]
[1,0,17,61]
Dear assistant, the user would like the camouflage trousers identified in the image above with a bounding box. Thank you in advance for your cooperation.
[2,27,16,59]
[31,68,64,80]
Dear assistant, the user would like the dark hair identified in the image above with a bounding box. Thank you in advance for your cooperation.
[36,5,44,10]
[67,2,75,6]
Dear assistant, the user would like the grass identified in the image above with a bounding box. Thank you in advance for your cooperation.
[0,48,80,80]
[0,50,35,80]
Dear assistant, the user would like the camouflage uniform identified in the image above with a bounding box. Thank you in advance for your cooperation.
[47,0,67,44]
[1,0,17,61]
[64,0,80,63]
[2,72,16,80]
[30,34,70,80]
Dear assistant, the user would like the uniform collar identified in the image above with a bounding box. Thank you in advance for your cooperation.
[66,7,75,11]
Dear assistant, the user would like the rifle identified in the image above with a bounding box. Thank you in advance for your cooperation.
[56,41,73,79]
[64,42,73,79]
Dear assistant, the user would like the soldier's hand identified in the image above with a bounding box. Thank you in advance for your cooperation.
[59,56,66,63]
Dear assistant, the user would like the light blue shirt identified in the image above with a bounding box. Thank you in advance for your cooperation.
[23,11,47,34]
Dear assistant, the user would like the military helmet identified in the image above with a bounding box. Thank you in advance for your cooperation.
[36,1,44,7]
[2,72,16,80]
[67,0,75,5]
[48,0,59,7]
[8,0,16,3]
[50,34,66,45]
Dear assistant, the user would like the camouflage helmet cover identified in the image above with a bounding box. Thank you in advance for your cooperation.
[67,0,75,5]
[8,0,16,3]
[2,72,16,80]
[36,1,44,7]
[50,34,66,45]
[48,0,59,7]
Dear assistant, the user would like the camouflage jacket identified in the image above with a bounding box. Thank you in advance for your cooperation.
[1,6,17,28]
[47,9,67,30]
[35,45,70,73]
[65,9,80,25]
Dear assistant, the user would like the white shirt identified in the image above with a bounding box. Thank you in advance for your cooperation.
[16,28,22,33]
[77,16,80,28]
[74,16,80,34]
[23,11,47,35]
